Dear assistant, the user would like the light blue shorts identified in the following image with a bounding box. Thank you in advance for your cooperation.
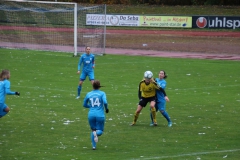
[0,103,8,117]
[88,115,105,131]
[155,101,166,111]
[80,71,94,81]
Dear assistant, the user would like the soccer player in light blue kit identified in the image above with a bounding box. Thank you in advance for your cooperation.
[83,80,109,150]
[150,70,172,127]
[76,46,95,99]
[0,69,20,118]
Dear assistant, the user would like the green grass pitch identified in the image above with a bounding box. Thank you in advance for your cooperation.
[0,48,240,160]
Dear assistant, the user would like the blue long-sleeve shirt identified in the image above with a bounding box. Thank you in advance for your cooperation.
[83,90,108,117]
[78,53,95,73]
[0,79,15,104]
[155,78,167,103]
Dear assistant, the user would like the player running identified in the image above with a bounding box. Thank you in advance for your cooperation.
[0,69,20,118]
[76,46,95,99]
[83,80,109,150]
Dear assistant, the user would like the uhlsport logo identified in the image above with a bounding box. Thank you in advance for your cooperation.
[196,17,207,28]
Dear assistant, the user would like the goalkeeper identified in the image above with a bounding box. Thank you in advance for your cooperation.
[0,69,20,118]
[131,72,169,126]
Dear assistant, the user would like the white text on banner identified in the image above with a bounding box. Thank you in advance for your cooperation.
[86,14,192,28]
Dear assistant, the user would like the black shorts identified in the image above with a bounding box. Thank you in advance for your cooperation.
[139,96,156,107]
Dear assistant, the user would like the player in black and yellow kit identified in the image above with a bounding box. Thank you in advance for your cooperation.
[131,73,169,126]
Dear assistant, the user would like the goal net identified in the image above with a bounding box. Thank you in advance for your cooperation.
[0,0,106,56]
[77,5,106,56]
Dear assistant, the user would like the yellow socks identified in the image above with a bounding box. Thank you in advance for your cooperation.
[151,107,157,124]
[133,112,139,124]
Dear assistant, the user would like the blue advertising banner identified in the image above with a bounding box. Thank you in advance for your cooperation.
[192,16,240,29]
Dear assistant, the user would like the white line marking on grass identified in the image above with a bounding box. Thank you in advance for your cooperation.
[131,149,240,160]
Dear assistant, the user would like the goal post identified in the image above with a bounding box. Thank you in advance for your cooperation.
[0,0,106,56]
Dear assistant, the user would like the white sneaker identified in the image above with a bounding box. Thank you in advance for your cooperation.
[76,96,80,99]
[93,131,98,142]
[168,122,172,127]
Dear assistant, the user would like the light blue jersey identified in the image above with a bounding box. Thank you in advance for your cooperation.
[83,90,108,119]
[0,80,15,103]
[0,81,5,104]
[0,79,16,117]
[151,77,171,126]
[78,53,95,73]
[76,53,95,98]
[155,78,167,103]
[83,88,108,149]
[83,89,108,131]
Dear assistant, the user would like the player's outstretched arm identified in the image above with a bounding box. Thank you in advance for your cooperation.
[5,82,16,95]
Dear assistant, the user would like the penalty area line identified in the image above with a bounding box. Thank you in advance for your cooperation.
[132,149,240,160]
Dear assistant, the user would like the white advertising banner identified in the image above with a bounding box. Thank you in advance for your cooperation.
[86,14,193,28]
[86,14,139,26]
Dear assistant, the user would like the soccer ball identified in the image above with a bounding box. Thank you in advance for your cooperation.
[144,71,153,79]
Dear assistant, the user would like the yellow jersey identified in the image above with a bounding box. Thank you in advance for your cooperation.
[138,79,161,98]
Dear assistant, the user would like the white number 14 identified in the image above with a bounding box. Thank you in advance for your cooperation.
[90,98,101,107]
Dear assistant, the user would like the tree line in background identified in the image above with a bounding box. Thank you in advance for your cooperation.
[50,0,240,5]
